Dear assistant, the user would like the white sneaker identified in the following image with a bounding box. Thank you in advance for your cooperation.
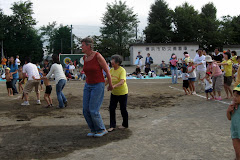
[36,100,41,105]
[192,91,196,95]
[21,101,30,106]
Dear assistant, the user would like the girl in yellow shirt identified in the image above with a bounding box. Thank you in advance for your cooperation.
[218,52,233,99]
[105,55,128,132]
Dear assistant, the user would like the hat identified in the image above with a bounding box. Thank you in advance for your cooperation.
[5,67,10,70]
[188,59,194,63]
[205,55,214,62]
[223,50,227,54]
[206,72,212,75]
[234,84,240,92]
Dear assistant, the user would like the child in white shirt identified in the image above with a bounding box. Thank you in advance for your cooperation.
[201,72,215,100]
[181,67,190,95]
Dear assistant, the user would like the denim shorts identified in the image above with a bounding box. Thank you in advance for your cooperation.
[205,88,213,93]
[188,78,196,82]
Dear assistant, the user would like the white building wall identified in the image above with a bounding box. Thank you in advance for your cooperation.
[223,47,240,54]
[130,44,199,65]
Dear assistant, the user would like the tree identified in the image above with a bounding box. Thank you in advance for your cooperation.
[2,1,43,63]
[40,21,57,55]
[52,25,72,54]
[100,0,138,58]
[144,0,173,43]
[199,3,220,50]
[231,15,240,44]
[172,3,200,42]
[220,15,235,45]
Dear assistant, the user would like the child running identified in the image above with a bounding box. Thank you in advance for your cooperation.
[181,67,190,95]
[187,59,196,94]
[201,72,215,100]
[3,67,13,96]
[18,66,24,93]
[227,84,240,159]
[33,69,53,108]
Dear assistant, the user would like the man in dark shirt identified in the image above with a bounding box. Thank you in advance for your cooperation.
[213,48,223,63]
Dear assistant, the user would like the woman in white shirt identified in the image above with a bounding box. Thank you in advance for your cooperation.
[46,54,68,109]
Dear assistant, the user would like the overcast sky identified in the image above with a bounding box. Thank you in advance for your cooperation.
[0,0,239,32]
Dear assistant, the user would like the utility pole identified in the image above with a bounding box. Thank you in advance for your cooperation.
[61,39,63,53]
[135,25,138,42]
[71,25,73,54]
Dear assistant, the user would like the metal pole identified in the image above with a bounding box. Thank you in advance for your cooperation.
[136,25,138,41]
[71,25,73,54]
[61,39,63,53]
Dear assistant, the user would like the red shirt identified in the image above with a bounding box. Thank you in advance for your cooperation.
[83,52,105,84]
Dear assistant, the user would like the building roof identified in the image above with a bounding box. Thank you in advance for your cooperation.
[223,45,240,48]
[130,42,200,46]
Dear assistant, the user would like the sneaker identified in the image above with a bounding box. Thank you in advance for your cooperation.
[94,130,108,137]
[192,91,196,95]
[36,100,41,105]
[216,97,222,101]
[56,106,64,109]
[21,101,30,106]
[64,101,68,107]
[87,133,95,137]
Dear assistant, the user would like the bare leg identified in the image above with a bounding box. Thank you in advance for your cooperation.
[36,92,40,101]
[213,90,216,97]
[206,93,209,100]
[227,85,233,97]
[44,94,50,105]
[232,139,240,160]
[224,84,229,99]
[187,88,191,94]
[210,92,215,99]
[192,82,195,92]
[24,92,29,101]
[183,88,188,95]
[217,91,221,97]
[48,95,53,105]
[188,81,193,93]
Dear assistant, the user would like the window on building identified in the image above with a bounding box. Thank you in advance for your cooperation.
[162,47,166,51]
[151,47,155,51]
[146,47,149,51]
[157,47,160,51]
[184,46,187,50]
[168,47,171,51]
[178,47,182,51]
[173,47,177,51]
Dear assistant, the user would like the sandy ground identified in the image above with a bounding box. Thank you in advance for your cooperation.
[0,67,236,160]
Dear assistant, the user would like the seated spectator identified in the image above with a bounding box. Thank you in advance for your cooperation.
[132,65,141,75]
[160,60,168,72]
[69,61,75,74]
[145,64,151,74]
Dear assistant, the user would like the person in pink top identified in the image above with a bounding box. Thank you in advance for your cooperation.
[169,54,178,84]
[206,55,223,100]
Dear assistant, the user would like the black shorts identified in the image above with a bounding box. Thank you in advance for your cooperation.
[18,79,24,84]
[45,85,52,95]
[6,81,12,89]
[183,80,189,88]
[224,76,232,86]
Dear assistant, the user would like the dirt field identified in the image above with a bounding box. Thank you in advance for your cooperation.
[0,72,236,160]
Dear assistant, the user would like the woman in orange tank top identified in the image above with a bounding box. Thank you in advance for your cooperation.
[81,37,113,137]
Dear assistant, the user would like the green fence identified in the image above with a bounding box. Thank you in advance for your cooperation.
[59,54,85,67]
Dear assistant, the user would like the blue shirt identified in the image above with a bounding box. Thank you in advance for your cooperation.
[65,64,70,74]
[8,64,19,79]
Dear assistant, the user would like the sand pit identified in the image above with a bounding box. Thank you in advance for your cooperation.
[0,78,236,160]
